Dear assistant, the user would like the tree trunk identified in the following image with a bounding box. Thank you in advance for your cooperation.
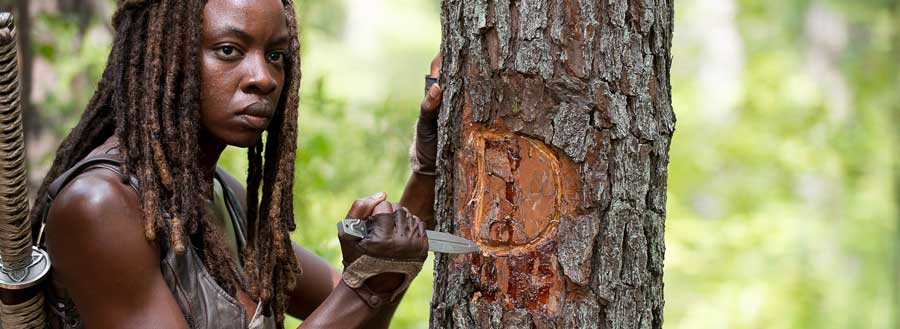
[430,0,674,328]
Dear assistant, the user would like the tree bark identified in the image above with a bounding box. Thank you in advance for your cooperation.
[430,0,674,328]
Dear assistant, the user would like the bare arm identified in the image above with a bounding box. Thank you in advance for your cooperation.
[400,53,442,229]
[400,173,437,228]
[285,242,391,329]
[288,217,415,329]
[45,170,189,329]
[289,194,425,329]
[284,243,341,319]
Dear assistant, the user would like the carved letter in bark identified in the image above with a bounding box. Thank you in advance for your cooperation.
[454,129,580,315]
[431,0,675,328]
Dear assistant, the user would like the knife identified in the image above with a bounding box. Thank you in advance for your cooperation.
[338,218,480,254]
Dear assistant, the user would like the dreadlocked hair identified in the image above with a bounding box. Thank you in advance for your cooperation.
[29,0,303,326]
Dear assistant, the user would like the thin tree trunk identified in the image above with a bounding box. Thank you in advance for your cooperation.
[430,0,674,328]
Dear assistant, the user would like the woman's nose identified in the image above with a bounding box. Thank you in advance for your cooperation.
[240,53,278,95]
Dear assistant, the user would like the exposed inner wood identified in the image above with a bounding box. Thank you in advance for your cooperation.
[465,130,561,250]
[451,128,576,315]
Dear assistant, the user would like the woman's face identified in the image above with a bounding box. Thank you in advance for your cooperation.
[199,0,290,148]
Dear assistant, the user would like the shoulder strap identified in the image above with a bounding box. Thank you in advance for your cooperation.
[214,167,248,254]
[46,155,138,200]
[37,155,139,247]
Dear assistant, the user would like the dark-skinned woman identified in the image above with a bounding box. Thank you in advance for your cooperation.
[30,0,443,328]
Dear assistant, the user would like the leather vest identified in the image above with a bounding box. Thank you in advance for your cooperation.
[39,155,275,329]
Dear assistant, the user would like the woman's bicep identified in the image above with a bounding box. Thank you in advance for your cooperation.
[45,173,189,329]
[285,242,341,320]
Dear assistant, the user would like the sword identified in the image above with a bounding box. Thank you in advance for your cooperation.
[339,218,480,254]
[0,12,49,329]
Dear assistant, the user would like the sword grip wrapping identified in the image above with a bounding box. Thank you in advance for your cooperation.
[0,12,49,329]
[0,12,32,275]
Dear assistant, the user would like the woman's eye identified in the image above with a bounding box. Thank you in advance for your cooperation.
[267,51,285,63]
[215,46,242,59]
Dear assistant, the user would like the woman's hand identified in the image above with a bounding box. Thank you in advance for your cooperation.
[339,192,388,266]
[338,195,428,293]
[411,52,443,175]
[359,201,428,262]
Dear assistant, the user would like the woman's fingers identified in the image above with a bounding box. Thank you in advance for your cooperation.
[413,216,429,256]
[420,83,442,121]
[416,218,425,238]
[430,52,441,78]
[345,192,386,219]
[372,200,394,216]
[357,201,430,260]
[394,208,409,236]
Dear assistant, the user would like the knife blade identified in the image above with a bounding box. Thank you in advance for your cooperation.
[339,218,480,254]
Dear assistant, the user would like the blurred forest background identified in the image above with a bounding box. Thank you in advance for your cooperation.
[0,0,895,328]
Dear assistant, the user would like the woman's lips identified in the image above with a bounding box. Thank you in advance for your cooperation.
[239,114,270,130]
[238,102,273,130]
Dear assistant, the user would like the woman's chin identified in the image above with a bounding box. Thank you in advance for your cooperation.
[218,131,265,148]
[230,135,264,148]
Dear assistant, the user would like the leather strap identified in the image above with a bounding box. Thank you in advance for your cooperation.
[214,168,248,255]
[46,155,137,200]
[342,255,422,308]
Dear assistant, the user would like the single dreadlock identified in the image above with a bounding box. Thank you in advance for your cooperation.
[29,0,303,326]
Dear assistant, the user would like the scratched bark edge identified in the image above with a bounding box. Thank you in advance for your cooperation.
[431,0,675,328]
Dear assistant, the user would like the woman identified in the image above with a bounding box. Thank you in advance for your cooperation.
[29,0,443,328]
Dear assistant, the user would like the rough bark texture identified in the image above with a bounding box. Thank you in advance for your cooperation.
[430,0,674,328]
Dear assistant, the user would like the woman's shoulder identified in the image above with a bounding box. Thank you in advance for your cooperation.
[43,165,165,295]
[45,165,147,248]
[48,166,140,225]
[45,138,139,231]
[44,138,158,264]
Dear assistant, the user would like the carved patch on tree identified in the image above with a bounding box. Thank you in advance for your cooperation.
[430,0,675,328]
[454,129,579,316]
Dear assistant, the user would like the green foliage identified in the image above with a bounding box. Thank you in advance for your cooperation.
[31,12,110,138]
[667,0,898,328]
